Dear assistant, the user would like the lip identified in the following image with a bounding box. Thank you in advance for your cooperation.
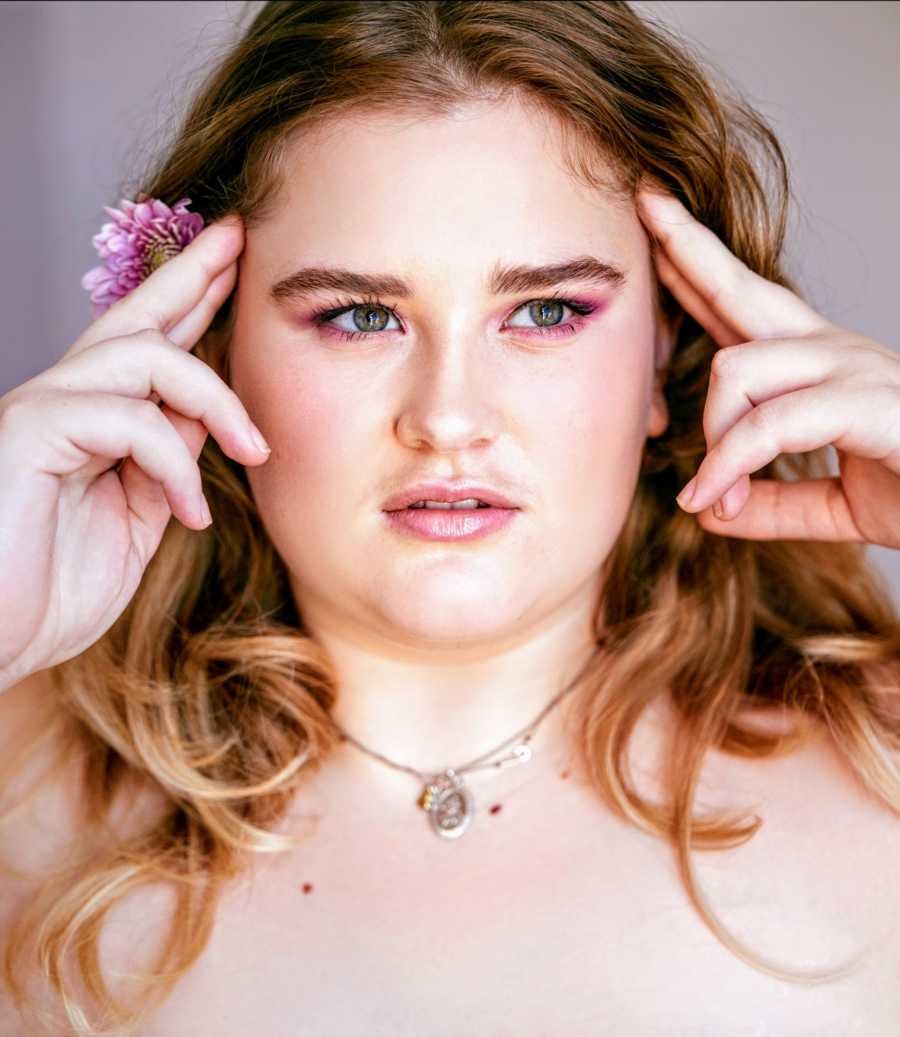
[382,480,521,512]
[384,505,518,541]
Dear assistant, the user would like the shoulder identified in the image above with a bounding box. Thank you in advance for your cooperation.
[0,669,76,870]
[0,668,171,851]
[705,707,900,1001]
[0,670,79,1031]
[638,691,900,977]
[0,670,175,1032]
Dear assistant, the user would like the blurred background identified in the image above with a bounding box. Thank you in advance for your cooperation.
[1,0,898,599]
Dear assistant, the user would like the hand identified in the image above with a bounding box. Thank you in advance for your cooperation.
[637,186,900,550]
[0,215,271,691]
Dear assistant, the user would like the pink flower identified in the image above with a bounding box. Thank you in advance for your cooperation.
[81,195,205,319]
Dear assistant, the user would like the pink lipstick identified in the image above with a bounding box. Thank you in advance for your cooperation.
[384,506,518,541]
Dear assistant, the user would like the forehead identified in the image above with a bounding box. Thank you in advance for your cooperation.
[251,100,642,285]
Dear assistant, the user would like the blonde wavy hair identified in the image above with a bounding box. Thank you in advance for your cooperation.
[3,1,900,1033]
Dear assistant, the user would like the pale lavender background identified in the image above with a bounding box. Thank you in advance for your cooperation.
[1,0,899,599]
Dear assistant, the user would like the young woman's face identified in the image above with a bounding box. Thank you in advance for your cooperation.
[229,99,673,657]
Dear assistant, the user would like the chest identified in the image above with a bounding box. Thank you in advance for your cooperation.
[132,762,899,1036]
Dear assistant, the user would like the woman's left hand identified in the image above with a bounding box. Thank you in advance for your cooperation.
[637,186,900,550]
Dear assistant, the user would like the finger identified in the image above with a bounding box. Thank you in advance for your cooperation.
[702,340,841,451]
[694,338,843,519]
[654,248,743,348]
[677,382,900,518]
[67,215,244,358]
[637,188,831,341]
[25,391,211,528]
[164,261,238,350]
[690,476,866,542]
[97,261,237,409]
[117,405,210,548]
[40,332,270,466]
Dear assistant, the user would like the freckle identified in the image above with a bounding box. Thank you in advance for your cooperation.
[301,882,314,894]
[560,769,570,780]
[489,803,502,815]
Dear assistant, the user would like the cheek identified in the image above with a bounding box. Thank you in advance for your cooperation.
[242,364,372,510]
[227,294,373,504]
[551,318,653,454]
[543,371,646,511]
[538,316,655,532]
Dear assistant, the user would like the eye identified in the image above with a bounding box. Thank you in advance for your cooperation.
[504,297,595,338]
[314,297,401,341]
[311,293,597,343]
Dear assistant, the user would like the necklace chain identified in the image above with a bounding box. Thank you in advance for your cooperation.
[326,651,595,783]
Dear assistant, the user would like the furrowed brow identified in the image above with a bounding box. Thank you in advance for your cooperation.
[270,255,627,303]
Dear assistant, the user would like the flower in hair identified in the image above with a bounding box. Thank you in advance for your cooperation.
[81,195,205,318]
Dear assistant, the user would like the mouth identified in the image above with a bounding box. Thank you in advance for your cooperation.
[396,500,494,512]
[382,490,521,512]
[383,503,519,541]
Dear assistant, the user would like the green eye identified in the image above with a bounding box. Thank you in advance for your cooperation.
[313,294,597,343]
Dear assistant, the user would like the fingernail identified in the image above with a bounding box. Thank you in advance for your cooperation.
[714,480,742,521]
[198,496,213,528]
[676,475,698,509]
[248,420,271,454]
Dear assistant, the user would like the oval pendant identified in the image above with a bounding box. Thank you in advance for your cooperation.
[419,769,474,839]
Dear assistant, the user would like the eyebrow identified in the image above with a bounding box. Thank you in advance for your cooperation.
[269,255,627,303]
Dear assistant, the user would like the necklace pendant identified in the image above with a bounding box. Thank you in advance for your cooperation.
[416,768,474,839]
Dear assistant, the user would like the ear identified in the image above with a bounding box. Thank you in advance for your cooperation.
[647,307,682,438]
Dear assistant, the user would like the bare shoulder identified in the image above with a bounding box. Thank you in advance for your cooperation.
[0,669,77,1033]
[0,667,170,847]
[0,669,74,866]
[0,670,173,1034]
[697,704,900,1003]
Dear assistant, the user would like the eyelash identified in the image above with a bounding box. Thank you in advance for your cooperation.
[310,291,598,343]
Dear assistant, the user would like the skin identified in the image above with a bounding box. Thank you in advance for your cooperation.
[228,97,677,795]
[7,90,900,1037]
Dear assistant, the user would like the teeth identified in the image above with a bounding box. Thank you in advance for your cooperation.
[409,498,487,510]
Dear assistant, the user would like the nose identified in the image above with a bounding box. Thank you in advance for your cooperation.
[395,334,504,453]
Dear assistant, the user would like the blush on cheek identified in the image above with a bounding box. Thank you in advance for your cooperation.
[253,374,373,505]
[240,363,343,461]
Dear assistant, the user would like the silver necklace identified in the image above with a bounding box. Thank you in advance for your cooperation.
[326,653,594,840]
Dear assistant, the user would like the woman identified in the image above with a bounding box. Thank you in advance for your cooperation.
[1,1,899,1033]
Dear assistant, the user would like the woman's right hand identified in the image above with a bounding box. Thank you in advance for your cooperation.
[0,214,271,692]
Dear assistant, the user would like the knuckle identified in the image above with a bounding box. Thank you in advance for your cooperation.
[182,351,243,411]
[710,344,742,379]
[132,328,178,352]
[746,400,778,437]
[99,329,174,363]
[134,397,165,428]
[116,325,162,345]
[122,302,167,331]
[180,346,218,380]
[83,329,165,369]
